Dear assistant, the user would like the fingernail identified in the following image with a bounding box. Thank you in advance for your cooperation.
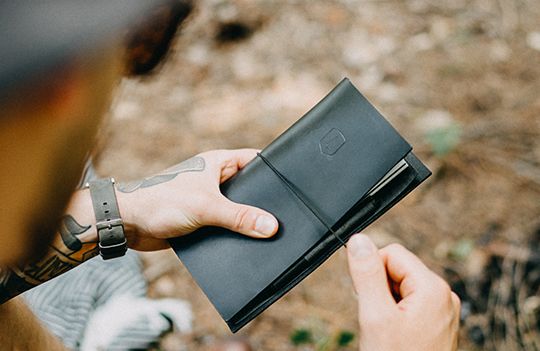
[254,216,277,237]
[348,234,376,258]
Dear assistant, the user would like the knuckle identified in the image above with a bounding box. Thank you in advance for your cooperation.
[233,207,251,231]
[428,276,456,307]
[429,273,451,293]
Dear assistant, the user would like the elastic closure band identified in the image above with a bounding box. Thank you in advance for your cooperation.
[256,152,347,247]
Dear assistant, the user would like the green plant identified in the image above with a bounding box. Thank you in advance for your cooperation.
[336,330,355,347]
[425,122,462,157]
[290,327,355,350]
[290,328,313,346]
[449,238,474,261]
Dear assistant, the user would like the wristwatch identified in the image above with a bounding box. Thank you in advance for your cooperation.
[85,178,128,260]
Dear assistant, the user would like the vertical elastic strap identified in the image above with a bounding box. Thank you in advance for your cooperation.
[256,153,347,247]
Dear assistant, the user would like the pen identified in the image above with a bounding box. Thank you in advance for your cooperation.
[270,198,378,290]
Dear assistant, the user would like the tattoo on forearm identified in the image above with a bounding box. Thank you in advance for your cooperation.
[0,157,207,303]
[59,215,91,251]
[21,254,76,284]
[117,156,205,193]
[0,215,96,304]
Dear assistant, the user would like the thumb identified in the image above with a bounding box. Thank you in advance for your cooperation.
[205,196,279,238]
[347,234,396,319]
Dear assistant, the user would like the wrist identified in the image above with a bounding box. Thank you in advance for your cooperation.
[85,178,128,259]
[114,188,141,246]
[69,190,98,245]
[113,183,173,251]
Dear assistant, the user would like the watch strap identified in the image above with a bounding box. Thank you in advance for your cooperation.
[87,178,127,260]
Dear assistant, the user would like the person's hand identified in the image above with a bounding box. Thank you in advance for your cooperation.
[346,234,460,351]
[116,149,279,251]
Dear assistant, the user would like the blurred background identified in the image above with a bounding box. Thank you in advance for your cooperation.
[95,0,539,349]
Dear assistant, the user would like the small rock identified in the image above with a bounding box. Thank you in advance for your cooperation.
[490,40,511,62]
[526,31,540,52]
[184,44,210,66]
[450,239,474,261]
[167,86,191,106]
[376,83,400,103]
[434,240,451,259]
[342,30,379,67]
[357,65,383,90]
[523,295,540,315]
[215,3,238,22]
[409,33,434,52]
[466,249,489,277]
[430,17,452,42]
[416,109,455,133]
[377,36,397,55]
[231,51,259,80]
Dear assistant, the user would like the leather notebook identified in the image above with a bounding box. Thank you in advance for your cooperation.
[169,78,431,332]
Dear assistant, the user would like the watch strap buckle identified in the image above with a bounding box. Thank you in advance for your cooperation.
[87,178,128,260]
[96,218,123,231]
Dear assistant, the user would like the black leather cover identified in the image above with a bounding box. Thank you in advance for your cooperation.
[169,78,431,332]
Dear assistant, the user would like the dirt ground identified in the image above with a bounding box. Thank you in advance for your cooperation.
[96,0,540,350]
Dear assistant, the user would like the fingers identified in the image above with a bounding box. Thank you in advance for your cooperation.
[224,148,260,169]
[346,234,396,319]
[378,244,432,300]
[203,195,279,238]
[195,149,278,238]
[208,149,260,183]
[379,244,458,316]
[349,240,462,350]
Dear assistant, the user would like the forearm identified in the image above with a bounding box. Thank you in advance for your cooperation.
[0,150,276,302]
[0,162,183,303]
[0,190,99,303]
[0,297,67,350]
